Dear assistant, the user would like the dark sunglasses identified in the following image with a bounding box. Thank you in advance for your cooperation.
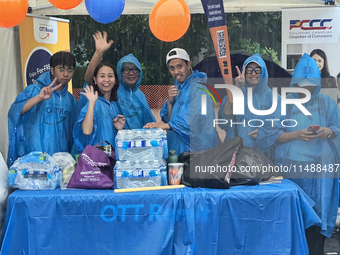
[245,67,262,74]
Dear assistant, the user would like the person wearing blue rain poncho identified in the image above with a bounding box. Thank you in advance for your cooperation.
[144,48,218,156]
[7,51,80,166]
[257,53,340,255]
[116,54,156,128]
[83,31,155,128]
[218,53,280,160]
[73,62,126,153]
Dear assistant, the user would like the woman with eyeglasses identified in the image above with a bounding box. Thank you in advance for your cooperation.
[73,62,125,154]
[7,51,80,166]
[83,31,156,129]
[310,48,337,88]
[218,53,279,160]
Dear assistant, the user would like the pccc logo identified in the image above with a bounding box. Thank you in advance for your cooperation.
[290,19,332,30]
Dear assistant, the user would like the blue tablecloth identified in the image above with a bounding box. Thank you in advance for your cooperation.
[0,179,320,255]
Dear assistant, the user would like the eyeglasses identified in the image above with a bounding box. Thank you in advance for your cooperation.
[122,67,140,74]
[56,67,74,74]
[245,67,262,74]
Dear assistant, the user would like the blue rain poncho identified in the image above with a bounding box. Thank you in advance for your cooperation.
[116,54,156,129]
[218,54,279,159]
[160,70,218,156]
[73,97,120,153]
[258,53,340,237]
[80,55,155,129]
[7,71,80,166]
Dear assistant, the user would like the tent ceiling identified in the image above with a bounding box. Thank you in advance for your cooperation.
[29,0,339,15]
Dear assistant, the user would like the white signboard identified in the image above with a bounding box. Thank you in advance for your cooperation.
[33,17,58,44]
[282,6,340,83]
[283,7,339,44]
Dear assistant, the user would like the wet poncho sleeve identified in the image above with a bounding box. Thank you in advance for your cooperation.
[7,77,80,166]
[73,99,119,153]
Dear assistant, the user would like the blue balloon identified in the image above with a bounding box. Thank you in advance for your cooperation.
[85,0,125,24]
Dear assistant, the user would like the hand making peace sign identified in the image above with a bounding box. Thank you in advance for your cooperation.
[235,65,246,88]
[38,77,62,101]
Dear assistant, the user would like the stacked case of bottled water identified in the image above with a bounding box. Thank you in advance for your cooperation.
[114,128,168,189]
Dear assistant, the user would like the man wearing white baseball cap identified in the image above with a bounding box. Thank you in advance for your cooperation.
[144,48,218,156]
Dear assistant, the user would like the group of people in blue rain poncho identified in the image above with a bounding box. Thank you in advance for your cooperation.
[218,52,340,254]
[7,29,340,254]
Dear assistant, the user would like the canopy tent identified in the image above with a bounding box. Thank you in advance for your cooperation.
[1,0,339,162]
[29,0,339,15]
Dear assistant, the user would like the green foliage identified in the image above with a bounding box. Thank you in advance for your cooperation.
[59,14,211,87]
[227,12,282,65]
[56,12,282,87]
[260,46,281,65]
[229,38,281,65]
[72,66,87,88]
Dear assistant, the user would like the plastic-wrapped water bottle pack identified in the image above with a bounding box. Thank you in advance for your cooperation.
[114,159,166,189]
[8,152,60,190]
[114,129,168,189]
[115,128,167,161]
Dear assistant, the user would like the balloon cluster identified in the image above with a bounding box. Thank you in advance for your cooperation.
[0,0,191,43]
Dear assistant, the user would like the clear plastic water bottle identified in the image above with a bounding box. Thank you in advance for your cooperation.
[117,131,134,161]
[116,161,133,189]
[160,159,168,186]
[133,131,144,152]
[160,129,168,160]
[117,128,167,163]
[152,159,162,186]
[122,160,145,188]
[115,131,125,160]
[126,130,134,149]
[144,130,153,148]
[143,160,153,177]
[142,160,161,187]
[150,129,164,160]
[133,160,143,178]
[114,161,122,188]
[130,130,145,160]
[122,160,133,188]
[124,160,132,175]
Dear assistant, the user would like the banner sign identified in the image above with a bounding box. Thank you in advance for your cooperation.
[282,7,340,45]
[282,7,340,87]
[19,15,72,91]
[201,0,232,80]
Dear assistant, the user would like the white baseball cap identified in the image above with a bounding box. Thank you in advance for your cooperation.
[166,48,190,64]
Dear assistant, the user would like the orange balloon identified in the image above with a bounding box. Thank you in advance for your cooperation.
[48,0,82,10]
[0,0,28,28]
[149,0,190,42]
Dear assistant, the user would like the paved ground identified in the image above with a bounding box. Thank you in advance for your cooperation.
[324,227,340,254]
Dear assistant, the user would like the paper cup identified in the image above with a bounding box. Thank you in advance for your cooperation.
[168,163,184,185]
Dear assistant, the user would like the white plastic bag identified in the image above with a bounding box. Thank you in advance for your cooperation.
[52,152,76,190]
[0,152,9,238]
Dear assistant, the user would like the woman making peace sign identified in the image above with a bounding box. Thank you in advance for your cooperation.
[217,53,280,160]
